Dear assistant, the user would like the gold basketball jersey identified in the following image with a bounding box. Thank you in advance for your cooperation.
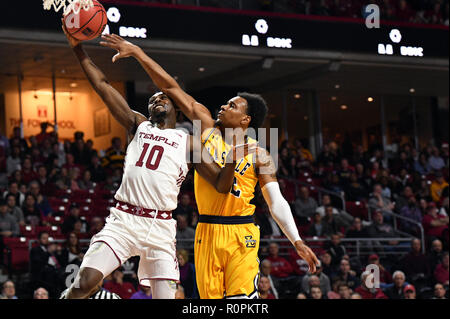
[194,128,258,217]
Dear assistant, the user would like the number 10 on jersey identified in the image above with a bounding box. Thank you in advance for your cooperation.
[135,143,164,170]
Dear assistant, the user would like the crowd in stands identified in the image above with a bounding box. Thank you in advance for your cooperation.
[0,120,448,299]
[139,0,450,26]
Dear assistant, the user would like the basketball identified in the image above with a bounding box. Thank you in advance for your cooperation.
[63,0,107,41]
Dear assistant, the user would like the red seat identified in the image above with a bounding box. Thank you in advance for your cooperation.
[35,225,62,237]
[20,225,36,238]
[3,237,30,271]
[345,201,368,220]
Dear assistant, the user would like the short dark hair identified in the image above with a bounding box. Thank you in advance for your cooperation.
[238,92,268,131]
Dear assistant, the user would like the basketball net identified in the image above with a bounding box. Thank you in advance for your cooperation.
[43,0,94,15]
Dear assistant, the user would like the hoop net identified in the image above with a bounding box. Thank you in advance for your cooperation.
[43,0,94,15]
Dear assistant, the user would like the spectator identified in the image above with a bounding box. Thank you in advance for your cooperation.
[325,234,347,266]
[0,199,20,238]
[368,184,395,222]
[9,127,28,154]
[258,276,276,299]
[326,280,341,299]
[260,259,279,299]
[130,286,152,299]
[432,283,447,299]
[367,254,392,285]
[309,285,326,299]
[366,211,401,250]
[422,202,449,243]
[395,186,414,212]
[33,287,49,299]
[265,242,293,279]
[57,232,85,268]
[316,194,353,228]
[319,252,335,278]
[350,292,362,299]
[22,193,41,226]
[332,258,359,291]
[345,217,368,238]
[345,172,368,201]
[428,239,444,272]
[301,261,331,296]
[61,203,83,235]
[3,181,25,206]
[29,232,63,298]
[430,171,449,203]
[414,153,431,175]
[403,284,416,299]
[400,239,431,286]
[6,146,22,176]
[5,194,25,226]
[103,268,136,299]
[102,137,126,171]
[337,158,354,187]
[173,193,194,223]
[337,282,351,299]
[20,157,38,186]
[175,214,195,250]
[428,147,446,172]
[88,216,105,237]
[0,280,18,299]
[35,122,53,145]
[68,167,81,191]
[87,155,106,183]
[307,213,324,237]
[29,181,53,217]
[176,249,198,299]
[322,205,344,236]
[434,252,449,285]
[78,170,95,190]
[294,186,318,223]
[398,196,423,235]
[354,270,388,299]
[383,270,407,299]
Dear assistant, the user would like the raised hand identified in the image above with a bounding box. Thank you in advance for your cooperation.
[99,34,138,63]
[62,18,82,48]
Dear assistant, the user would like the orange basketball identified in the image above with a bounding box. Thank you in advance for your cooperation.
[63,0,107,41]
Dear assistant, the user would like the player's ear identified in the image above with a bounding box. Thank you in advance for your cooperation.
[241,115,251,127]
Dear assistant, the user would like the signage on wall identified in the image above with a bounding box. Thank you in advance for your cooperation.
[378,28,424,57]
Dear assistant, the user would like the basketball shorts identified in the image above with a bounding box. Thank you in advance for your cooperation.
[194,217,260,299]
[81,207,179,287]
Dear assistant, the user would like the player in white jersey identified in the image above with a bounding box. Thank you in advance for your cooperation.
[61,25,252,299]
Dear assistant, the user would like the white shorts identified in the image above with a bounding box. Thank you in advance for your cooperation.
[81,207,179,287]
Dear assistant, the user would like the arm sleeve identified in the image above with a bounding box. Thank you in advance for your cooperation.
[261,182,301,245]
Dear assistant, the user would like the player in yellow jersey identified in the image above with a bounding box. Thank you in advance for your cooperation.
[101,34,319,299]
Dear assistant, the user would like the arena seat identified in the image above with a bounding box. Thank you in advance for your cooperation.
[345,201,369,220]
[2,237,30,272]
[20,225,36,238]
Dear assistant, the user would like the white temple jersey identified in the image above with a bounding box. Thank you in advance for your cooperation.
[114,121,189,211]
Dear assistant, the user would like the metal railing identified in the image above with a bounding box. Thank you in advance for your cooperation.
[367,205,425,254]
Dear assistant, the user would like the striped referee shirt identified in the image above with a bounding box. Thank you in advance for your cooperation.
[60,288,121,299]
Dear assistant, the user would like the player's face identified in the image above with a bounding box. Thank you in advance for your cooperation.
[148,92,174,123]
[216,96,250,129]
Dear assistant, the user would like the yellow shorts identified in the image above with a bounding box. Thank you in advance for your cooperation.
[194,219,260,299]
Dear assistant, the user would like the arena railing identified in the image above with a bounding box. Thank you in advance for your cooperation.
[367,205,426,254]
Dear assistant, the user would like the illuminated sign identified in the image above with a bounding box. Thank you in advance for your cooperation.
[242,19,292,49]
[102,7,148,39]
[378,28,424,57]
[2,2,447,58]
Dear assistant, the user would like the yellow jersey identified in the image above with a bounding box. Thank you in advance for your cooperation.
[194,128,258,217]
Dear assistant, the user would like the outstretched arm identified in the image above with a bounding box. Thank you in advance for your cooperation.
[256,147,319,274]
[189,135,257,194]
[63,24,146,134]
[99,34,215,132]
